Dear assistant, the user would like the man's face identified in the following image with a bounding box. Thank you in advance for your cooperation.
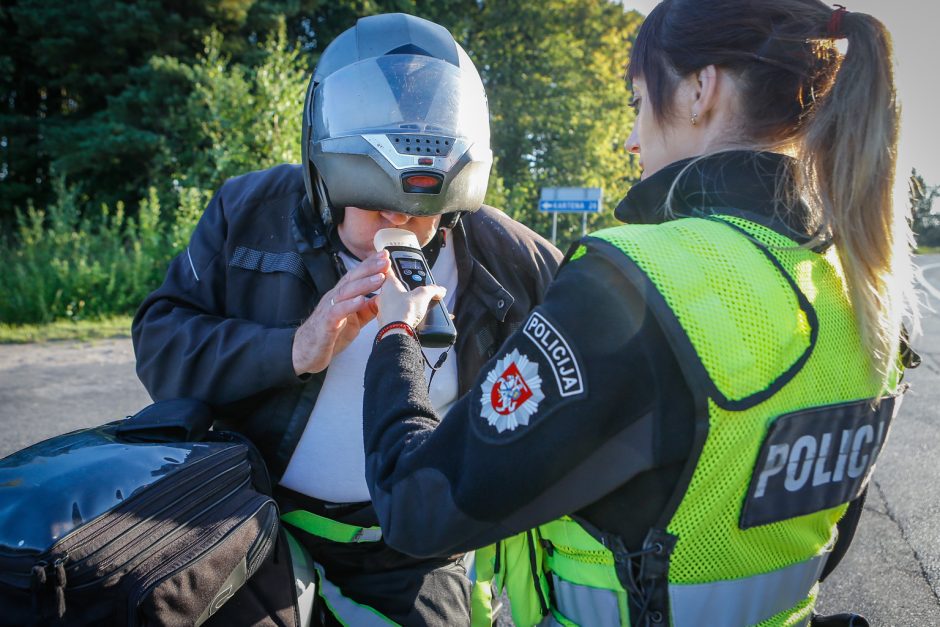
[337,207,442,260]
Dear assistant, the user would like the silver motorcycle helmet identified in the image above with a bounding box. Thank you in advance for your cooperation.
[301,13,493,227]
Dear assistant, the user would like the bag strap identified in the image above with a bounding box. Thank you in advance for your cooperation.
[115,398,214,443]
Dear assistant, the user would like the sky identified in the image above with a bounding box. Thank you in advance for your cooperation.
[621,0,940,211]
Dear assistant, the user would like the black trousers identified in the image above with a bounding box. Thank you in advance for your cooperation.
[276,487,471,627]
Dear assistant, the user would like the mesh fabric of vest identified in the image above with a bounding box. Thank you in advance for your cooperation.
[588,215,897,597]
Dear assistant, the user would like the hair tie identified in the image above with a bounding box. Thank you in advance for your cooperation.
[827,4,849,39]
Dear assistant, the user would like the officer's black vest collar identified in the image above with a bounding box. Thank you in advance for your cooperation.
[614,151,816,245]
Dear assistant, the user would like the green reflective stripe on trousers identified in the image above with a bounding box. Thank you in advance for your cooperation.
[549,573,626,626]
[314,564,398,626]
[281,510,382,543]
[668,554,827,627]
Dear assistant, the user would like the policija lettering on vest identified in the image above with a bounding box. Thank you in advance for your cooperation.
[755,419,887,498]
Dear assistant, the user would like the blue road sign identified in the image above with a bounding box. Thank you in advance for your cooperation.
[538,199,600,212]
[539,187,603,213]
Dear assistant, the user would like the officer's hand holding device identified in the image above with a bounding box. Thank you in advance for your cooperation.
[374,228,457,348]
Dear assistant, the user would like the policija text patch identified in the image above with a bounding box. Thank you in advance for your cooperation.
[522,312,584,398]
[740,395,901,529]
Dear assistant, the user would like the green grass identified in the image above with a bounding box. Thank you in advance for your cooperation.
[0,315,134,344]
[917,246,940,255]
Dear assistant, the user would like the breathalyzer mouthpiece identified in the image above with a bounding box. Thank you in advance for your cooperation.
[373,228,421,251]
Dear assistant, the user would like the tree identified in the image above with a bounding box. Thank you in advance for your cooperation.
[466,1,643,247]
[0,1,241,216]
[0,0,320,221]
[152,22,308,193]
[910,169,940,249]
[1,0,642,250]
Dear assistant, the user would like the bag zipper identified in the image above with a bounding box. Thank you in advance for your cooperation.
[66,467,251,589]
[246,503,279,578]
[208,431,273,495]
[67,448,246,565]
[0,447,246,588]
[126,496,275,624]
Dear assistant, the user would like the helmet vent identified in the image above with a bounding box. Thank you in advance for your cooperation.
[388,134,454,157]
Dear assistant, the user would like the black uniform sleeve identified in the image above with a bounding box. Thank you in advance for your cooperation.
[363,250,667,557]
[132,190,301,405]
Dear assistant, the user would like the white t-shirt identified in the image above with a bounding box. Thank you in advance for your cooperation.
[279,238,459,503]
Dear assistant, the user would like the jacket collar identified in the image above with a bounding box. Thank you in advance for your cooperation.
[451,217,514,322]
[291,198,345,295]
[614,151,815,244]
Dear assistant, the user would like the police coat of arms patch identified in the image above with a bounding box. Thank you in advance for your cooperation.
[480,348,545,433]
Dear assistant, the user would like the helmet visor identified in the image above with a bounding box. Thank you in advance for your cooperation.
[313,55,490,146]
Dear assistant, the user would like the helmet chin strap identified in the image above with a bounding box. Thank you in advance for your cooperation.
[315,173,341,227]
[421,226,447,268]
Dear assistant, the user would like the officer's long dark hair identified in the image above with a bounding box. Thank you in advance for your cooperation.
[628,0,917,383]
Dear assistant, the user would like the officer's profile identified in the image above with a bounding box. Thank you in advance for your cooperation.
[359,2,921,626]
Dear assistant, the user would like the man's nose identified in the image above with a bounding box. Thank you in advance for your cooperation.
[379,211,410,225]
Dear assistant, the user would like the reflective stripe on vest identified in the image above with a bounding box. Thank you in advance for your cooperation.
[668,554,826,627]
[551,573,623,626]
[540,555,823,627]
[313,563,398,626]
[536,612,569,627]
[281,509,383,543]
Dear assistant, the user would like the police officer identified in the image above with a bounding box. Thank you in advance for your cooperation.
[360,1,919,625]
[133,13,560,626]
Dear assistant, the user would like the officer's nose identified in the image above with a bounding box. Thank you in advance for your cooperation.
[625,127,640,154]
[379,211,410,226]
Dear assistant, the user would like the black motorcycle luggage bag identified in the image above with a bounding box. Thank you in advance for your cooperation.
[0,420,279,625]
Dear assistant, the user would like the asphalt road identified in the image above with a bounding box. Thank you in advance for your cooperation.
[1,255,938,624]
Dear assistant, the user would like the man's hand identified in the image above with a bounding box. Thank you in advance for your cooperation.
[291,250,390,375]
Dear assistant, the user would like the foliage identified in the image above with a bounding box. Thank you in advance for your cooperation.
[1,0,244,215]
[153,22,308,192]
[0,179,204,324]
[0,316,133,344]
[468,0,643,248]
[910,169,940,249]
[2,0,645,323]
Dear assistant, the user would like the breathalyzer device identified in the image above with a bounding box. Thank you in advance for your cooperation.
[374,228,457,348]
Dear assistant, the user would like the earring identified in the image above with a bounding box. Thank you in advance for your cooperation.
[690,112,699,126]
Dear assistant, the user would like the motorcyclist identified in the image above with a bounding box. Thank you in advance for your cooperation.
[132,12,561,626]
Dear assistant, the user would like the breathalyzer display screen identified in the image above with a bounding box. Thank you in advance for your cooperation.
[398,259,424,271]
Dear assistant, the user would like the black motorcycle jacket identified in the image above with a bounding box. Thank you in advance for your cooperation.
[132,163,561,480]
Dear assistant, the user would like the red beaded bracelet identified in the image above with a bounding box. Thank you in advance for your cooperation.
[375,321,418,344]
